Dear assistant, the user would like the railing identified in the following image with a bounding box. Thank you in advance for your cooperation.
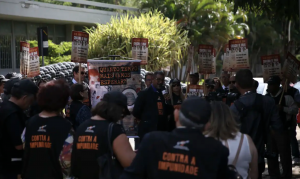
[27,0,139,12]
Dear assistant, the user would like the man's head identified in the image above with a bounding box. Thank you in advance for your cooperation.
[229,76,236,90]
[174,97,211,131]
[267,76,281,95]
[145,72,154,88]
[205,79,215,93]
[221,71,230,87]
[189,73,199,85]
[72,65,86,82]
[152,71,165,90]
[10,79,39,110]
[235,69,253,93]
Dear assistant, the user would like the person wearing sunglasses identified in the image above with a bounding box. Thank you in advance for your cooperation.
[229,76,236,92]
[166,78,185,131]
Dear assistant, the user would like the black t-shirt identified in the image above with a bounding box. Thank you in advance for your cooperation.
[71,119,125,179]
[22,115,72,179]
[0,100,26,174]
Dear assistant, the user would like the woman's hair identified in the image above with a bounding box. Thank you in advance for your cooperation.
[169,83,185,105]
[204,101,239,140]
[37,79,70,112]
[91,101,124,123]
[70,84,85,101]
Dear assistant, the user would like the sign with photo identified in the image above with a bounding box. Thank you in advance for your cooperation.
[282,52,300,84]
[186,85,204,98]
[20,41,30,76]
[198,45,215,74]
[87,60,141,135]
[28,47,40,77]
[222,44,230,71]
[229,39,249,71]
[261,54,281,83]
[132,38,148,65]
[71,31,89,63]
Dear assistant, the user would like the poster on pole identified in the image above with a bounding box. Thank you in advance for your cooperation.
[71,31,89,63]
[261,54,281,83]
[198,45,215,74]
[132,38,148,65]
[186,85,204,98]
[20,42,30,76]
[222,44,230,71]
[27,47,40,78]
[229,39,249,71]
[282,52,300,84]
[87,60,141,135]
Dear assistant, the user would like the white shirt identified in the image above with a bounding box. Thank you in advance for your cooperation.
[222,85,229,90]
[72,78,77,84]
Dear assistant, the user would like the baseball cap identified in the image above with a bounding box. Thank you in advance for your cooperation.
[267,76,281,85]
[180,97,211,127]
[12,79,39,96]
[102,91,130,116]
[169,78,180,85]
[4,78,20,95]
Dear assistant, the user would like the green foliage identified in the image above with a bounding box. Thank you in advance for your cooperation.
[86,10,190,71]
[28,40,72,66]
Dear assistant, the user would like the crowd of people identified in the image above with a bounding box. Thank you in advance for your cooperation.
[0,65,300,179]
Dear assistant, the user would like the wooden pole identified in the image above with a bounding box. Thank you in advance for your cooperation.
[279,79,287,105]
[185,73,190,99]
[78,63,82,84]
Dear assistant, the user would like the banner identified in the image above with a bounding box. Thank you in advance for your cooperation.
[229,39,249,71]
[186,85,204,98]
[37,27,48,56]
[87,60,141,135]
[222,44,230,71]
[71,31,89,63]
[20,42,30,76]
[27,47,40,77]
[261,54,281,83]
[282,52,300,83]
[132,38,148,65]
[198,45,215,74]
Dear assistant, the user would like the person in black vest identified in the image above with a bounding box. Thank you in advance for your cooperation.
[120,97,230,179]
[71,91,136,179]
[133,71,172,141]
[230,70,284,179]
[69,83,91,130]
[28,79,46,118]
[266,75,297,178]
[0,79,38,179]
[21,80,73,179]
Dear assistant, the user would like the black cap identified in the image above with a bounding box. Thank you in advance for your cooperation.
[102,91,130,116]
[4,78,20,95]
[205,79,215,86]
[12,79,39,95]
[190,73,199,78]
[180,97,211,126]
[268,76,281,85]
[169,78,180,85]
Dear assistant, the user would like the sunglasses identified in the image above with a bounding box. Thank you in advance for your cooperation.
[230,81,236,84]
[79,71,85,75]
[172,84,180,87]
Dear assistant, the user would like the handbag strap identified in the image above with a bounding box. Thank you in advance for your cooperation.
[107,122,115,158]
[232,134,244,166]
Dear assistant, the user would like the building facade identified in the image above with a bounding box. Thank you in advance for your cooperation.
[0,0,137,75]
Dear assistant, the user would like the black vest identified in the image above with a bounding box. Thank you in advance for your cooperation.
[267,92,289,129]
[22,115,72,179]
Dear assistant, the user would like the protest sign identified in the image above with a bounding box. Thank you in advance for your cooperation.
[28,47,40,77]
[132,38,148,65]
[222,44,230,71]
[186,85,204,98]
[229,39,249,71]
[71,31,89,63]
[198,45,215,74]
[282,52,300,83]
[20,42,30,76]
[87,60,141,135]
[261,54,281,83]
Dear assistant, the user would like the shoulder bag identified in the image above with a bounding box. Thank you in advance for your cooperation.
[98,122,123,179]
[225,133,244,179]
